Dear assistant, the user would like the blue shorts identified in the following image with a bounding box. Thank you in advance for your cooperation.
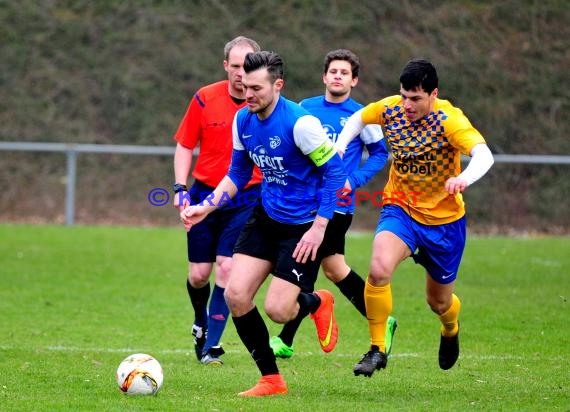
[375,205,466,284]
[186,180,260,263]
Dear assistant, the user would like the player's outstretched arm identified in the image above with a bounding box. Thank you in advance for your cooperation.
[348,125,389,189]
[180,176,238,231]
[335,108,366,155]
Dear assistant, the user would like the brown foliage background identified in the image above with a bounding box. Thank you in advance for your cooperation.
[1,0,569,232]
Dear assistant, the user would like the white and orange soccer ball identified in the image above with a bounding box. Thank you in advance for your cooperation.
[116,353,163,395]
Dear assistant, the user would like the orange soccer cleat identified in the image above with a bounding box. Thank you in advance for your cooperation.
[310,289,338,353]
[237,374,288,397]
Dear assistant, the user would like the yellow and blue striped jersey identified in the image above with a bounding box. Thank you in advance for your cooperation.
[361,95,485,225]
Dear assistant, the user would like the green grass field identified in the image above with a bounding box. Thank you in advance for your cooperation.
[1,224,568,411]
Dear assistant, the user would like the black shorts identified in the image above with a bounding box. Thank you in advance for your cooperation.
[318,212,353,258]
[233,205,322,293]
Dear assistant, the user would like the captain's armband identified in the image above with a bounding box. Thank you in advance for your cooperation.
[308,140,336,167]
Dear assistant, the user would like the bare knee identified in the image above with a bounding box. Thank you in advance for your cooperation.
[368,232,409,285]
[368,258,393,285]
[188,263,212,287]
[188,272,209,286]
[224,286,251,316]
[264,300,296,324]
[214,256,232,286]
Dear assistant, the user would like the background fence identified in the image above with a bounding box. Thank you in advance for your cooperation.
[1,141,569,233]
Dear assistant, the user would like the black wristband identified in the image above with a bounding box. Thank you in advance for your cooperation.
[172,183,187,194]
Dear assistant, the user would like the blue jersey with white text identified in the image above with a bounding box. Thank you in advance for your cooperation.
[300,95,389,214]
[228,96,346,224]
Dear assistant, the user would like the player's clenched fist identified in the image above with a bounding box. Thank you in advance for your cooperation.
[180,205,208,231]
[444,177,468,194]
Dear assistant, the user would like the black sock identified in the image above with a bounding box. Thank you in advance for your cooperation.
[335,269,366,317]
[186,279,210,327]
[233,307,278,376]
[278,292,320,346]
[298,291,321,314]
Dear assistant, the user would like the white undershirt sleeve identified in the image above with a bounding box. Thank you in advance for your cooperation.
[334,109,366,153]
[458,143,494,186]
[293,115,329,154]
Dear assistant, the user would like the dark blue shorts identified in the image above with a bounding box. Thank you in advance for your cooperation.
[186,180,260,263]
[233,205,322,293]
[376,205,466,284]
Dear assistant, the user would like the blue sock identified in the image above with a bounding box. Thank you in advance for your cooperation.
[203,284,229,353]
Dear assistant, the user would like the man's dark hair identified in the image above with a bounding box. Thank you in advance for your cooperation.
[323,49,360,78]
[399,59,438,93]
[244,51,284,83]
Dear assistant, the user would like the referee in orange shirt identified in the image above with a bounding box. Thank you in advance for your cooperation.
[171,36,262,365]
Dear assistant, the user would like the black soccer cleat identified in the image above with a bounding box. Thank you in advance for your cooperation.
[207,345,225,358]
[353,347,388,377]
[200,346,225,365]
[438,330,460,370]
[191,324,207,362]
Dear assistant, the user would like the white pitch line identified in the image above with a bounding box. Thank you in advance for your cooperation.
[0,344,535,361]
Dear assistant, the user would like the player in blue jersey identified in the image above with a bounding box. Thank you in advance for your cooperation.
[269,49,398,359]
[181,51,347,397]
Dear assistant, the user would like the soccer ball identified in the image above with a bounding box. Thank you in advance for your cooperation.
[116,353,163,395]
